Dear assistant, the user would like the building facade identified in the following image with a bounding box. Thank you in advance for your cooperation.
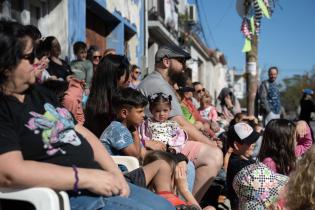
[0,0,143,65]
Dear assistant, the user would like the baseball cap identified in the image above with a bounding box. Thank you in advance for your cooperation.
[233,162,288,210]
[303,88,314,95]
[155,45,191,62]
[228,122,260,145]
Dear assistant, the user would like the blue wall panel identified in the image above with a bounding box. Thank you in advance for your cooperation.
[68,0,86,60]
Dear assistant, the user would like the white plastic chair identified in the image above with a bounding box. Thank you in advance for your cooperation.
[0,156,139,210]
[0,187,70,210]
[111,155,140,171]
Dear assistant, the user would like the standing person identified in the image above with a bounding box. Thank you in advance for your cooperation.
[129,65,141,89]
[299,88,315,141]
[138,45,223,202]
[0,19,174,210]
[258,66,281,126]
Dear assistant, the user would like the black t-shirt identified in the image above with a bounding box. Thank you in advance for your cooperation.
[0,85,100,169]
[47,58,72,80]
[299,99,315,122]
[226,153,255,209]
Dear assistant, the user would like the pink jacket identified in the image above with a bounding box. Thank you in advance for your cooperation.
[62,79,85,124]
[263,124,313,173]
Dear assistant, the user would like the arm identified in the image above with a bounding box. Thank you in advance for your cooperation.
[210,107,218,122]
[0,151,126,197]
[63,95,85,125]
[295,121,313,157]
[175,161,200,208]
[172,115,216,146]
[259,82,271,113]
[262,157,277,173]
[75,124,130,196]
[75,124,122,175]
[120,130,142,159]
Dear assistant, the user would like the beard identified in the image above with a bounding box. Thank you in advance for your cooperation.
[168,70,187,87]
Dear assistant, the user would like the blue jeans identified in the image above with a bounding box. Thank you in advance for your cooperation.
[186,160,195,192]
[69,183,175,210]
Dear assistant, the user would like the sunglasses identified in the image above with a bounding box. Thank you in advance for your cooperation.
[21,50,36,64]
[134,71,141,75]
[93,55,102,60]
[196,88,205,93]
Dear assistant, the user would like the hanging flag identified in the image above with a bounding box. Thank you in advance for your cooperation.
[257,0,270,18]
[250,16,255,34]
[242,38,252,52]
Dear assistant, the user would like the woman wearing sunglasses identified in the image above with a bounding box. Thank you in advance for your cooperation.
[129,64,141,89]
[87,45,102,74]
[0,20,174,210]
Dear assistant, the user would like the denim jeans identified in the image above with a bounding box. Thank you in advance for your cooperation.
[186,160,195,192]
[69,183,175,210]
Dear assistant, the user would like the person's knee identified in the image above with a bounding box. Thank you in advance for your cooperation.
[156,159,172,172]
[199,145,223,169]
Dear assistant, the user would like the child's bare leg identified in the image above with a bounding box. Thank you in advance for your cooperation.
[142,159,173,192]
[193,144,223,202]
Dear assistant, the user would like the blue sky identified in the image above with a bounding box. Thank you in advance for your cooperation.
[195,0,315,81]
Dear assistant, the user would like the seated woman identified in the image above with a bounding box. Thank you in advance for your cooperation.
[216,87,241,127]
[84,54,130,138]
[43,36,73,81]
[0,20,174,210]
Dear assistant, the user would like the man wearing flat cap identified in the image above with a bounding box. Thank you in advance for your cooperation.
[138,45,223,202]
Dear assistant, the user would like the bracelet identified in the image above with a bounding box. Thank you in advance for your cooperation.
[72,164,79,193]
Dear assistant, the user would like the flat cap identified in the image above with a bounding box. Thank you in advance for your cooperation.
[155,45,191,62]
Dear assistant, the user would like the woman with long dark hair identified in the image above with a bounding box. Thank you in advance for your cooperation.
[84,54,130,137]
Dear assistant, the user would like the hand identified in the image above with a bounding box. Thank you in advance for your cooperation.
[66,75,76,82]
[85,169,127,197]
[215,139,223,149]
[175,162,189,193]
[296,120,307,137]
[145,140,166,151]
[115,172,130,197]
[224,96,233,109]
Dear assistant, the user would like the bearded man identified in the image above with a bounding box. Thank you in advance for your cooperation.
[138,45,223,202]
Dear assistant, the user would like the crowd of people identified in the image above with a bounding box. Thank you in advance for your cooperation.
[0,19,314,210]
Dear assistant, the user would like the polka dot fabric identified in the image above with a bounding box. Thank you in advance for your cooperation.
[232,162,288,209]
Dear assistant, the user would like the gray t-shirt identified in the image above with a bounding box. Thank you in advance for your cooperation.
[138,71,183,118]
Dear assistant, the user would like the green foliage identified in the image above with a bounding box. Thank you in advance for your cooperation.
[281,66,315,113]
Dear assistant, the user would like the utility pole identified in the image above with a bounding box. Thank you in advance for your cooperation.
[246,35,258,116]
[244,0,258,116]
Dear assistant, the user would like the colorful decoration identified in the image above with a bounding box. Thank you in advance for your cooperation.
[241,17,252,40]
[238,0,275,52]
[242,38,252,53]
